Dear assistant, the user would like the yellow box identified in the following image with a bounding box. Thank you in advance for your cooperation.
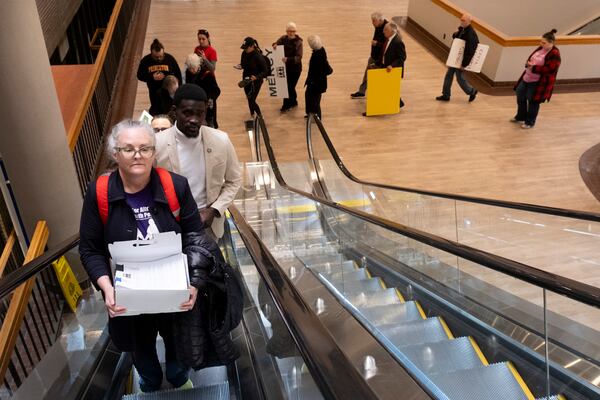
[366,67,402,116]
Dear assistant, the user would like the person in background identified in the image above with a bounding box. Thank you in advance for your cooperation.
[435,13,478,102]
[304,35,332,119]
[79,119,218,392]
[155,84,241,239]
[239,37,269,118]
[157,75,179,117]
[511,29,561,129]
[273,22,303,112]
[151,114,172,133]
[137,39,182,115]
[191,56,221,129]
[351,12,388,99]
[194,29,217,72]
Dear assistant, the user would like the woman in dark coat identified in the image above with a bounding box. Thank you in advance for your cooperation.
[193,61,221,129]
[240,37,269,117]
[512,29,561,129]
[79,119,218,392]
[305,35,333,119]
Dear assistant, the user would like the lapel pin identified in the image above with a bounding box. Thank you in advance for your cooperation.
[207,148,212,153]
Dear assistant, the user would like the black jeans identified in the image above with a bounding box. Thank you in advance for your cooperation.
[244,79,263,116]
[515,80,540,126]
[283,65,302,107]
[305,85,322,118]
[132,314,189,392]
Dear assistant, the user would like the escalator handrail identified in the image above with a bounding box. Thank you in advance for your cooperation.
[229,205,382,400]
[0,234,80,300]
[256,115,600,309]
[306,114,600,223]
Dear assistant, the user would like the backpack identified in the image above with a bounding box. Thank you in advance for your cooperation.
[96,167,180,225]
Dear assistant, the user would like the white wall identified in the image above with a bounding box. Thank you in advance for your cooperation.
[408,0,600,82]
[451,0,600,36]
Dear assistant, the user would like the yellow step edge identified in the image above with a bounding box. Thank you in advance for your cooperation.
[365,268,372,278]
[352,261,359,270]
[557,395,567,400]
[394,288,405,303]
[506,362,535,400]
[378,278,387,289]
[414,301,427,319]
[438,317,455,339]
[468,336,489,366]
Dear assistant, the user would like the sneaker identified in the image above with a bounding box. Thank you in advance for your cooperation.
[351,92,365,99]
[176,379,194,390]
[362,112,368,116]
[521,123,533,129]
[469,90,478,102]
[509,118,523,123]
[435,95,450,101]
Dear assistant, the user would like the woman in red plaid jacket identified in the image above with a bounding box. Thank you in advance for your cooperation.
[511,29,561,129]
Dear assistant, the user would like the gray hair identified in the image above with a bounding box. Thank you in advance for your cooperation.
[371,11,384,21]
[386,22,398,32]
[184,53,202,70]
[307,35,322,50]
[286,21,297,31]
[106,119,155,161]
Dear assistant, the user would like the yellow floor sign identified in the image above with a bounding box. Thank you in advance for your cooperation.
[366,67,402,116]
[52,256,82,312]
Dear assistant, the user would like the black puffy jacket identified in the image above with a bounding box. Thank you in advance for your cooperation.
[79,168,218,351]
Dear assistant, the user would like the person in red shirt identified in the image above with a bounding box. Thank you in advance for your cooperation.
[194,29,217,72]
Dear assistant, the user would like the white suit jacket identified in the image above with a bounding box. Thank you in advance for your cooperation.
[155,125,241,238]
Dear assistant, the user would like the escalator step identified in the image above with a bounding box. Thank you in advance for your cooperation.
[346,288,403,308]
[430,362,535,400]
[323,268,369,282]
[122,382,229,399]
[535,396,566,400]
[357,302,424,325]
[378,317,452,347]
[398,336,486,375]
[327,277,385,296]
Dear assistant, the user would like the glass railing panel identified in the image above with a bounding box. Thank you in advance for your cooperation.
[226,219,324,400]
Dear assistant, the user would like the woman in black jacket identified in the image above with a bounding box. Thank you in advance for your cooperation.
[305,35,332,119]
[239,37,269,117]
[79,119,218,393]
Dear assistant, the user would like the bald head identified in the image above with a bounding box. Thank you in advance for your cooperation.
[460,13,472,28]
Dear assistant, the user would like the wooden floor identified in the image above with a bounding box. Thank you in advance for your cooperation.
[134,1,600,329]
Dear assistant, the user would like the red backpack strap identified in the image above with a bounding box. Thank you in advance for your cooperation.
[96,174,110,225]
[155,167,181,221]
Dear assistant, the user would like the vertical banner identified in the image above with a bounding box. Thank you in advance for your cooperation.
[446,38,489,73]
[366,67,402,116]
[263,46,289,98]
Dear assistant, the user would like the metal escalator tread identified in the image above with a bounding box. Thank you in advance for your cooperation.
[308,259,356,274]
[378,317,451,347]
[121,382,229,399]
[398,337,485,374]
[535,396,565,400]
[346,288,403,307]
[358,302,424,325]
[328,277,385,295]
[430,362,534,400]
[324,268,369,282]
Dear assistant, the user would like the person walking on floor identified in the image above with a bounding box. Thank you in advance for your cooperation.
[351,12,388,99]
[273,22,303,112]
[305,35,333,119]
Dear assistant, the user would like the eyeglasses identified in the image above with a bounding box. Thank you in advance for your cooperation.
[114,146,156,158]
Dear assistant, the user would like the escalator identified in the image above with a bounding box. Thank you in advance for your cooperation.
[236,115,600,400]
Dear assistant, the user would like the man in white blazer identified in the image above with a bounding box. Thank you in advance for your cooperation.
[155,84,241,238]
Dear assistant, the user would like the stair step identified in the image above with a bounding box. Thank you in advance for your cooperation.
[346,288,403,308]
[310,260,357,275]
[122,382,229,399]
[378,317,451,347]
[399,337,485,375]
[324,268,369,282]
[327,277,385,296]
[358,302,424,325]
[430,362,534,400]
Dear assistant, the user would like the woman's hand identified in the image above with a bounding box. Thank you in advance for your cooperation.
[97,276,126,318]
[180,286,198,311]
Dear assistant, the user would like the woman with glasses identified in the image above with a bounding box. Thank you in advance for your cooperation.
[194,29,217,72]
[79,119,218,392]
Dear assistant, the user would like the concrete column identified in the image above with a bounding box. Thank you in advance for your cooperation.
[0,0,83,246]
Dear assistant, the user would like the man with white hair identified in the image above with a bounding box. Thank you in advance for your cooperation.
[273,22,303,112]
[436,13,479,102]
[351,12,388,98]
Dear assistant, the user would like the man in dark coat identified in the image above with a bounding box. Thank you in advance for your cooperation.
[362,22,406,116]
[351,12,388,98]
[436,13,478,102]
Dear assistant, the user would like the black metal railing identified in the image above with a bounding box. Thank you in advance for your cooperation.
[70,0,137,194]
